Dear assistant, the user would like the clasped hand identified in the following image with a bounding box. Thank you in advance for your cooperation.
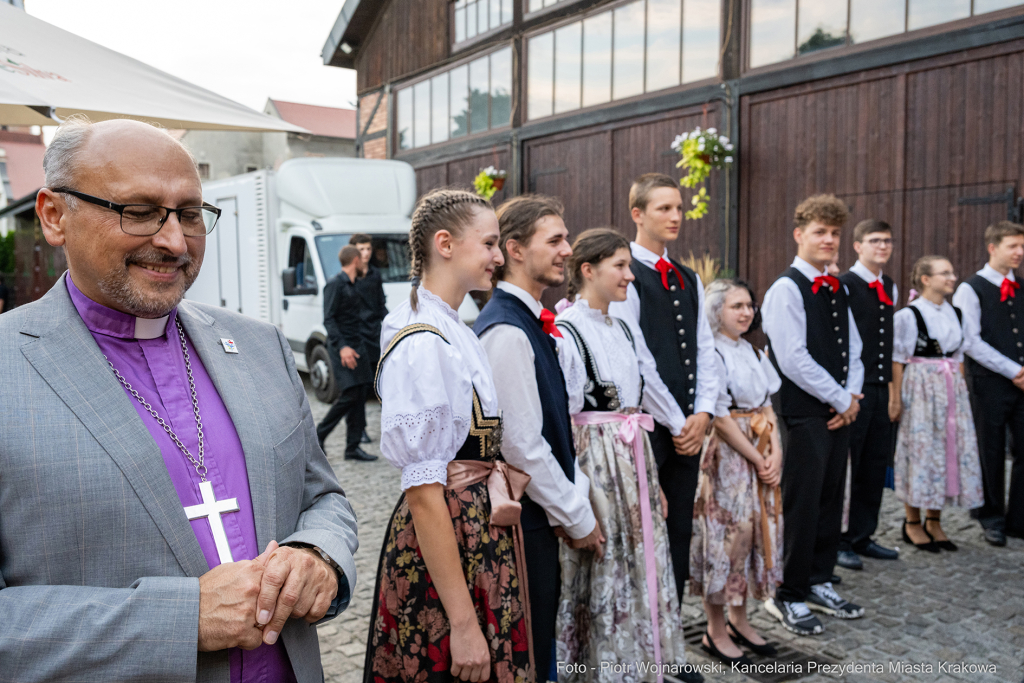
[673,412,712,455]
[197,540,339,652]
[827,393,863,430]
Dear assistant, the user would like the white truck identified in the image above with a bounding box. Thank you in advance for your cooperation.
[188,157,479,404]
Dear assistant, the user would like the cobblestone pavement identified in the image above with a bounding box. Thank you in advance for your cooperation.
[307,384,1024,683]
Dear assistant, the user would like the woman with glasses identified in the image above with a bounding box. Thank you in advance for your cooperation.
[690,279,782,665]
[891,256,984,552]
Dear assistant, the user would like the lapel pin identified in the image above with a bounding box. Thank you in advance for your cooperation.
[220,338,239,354]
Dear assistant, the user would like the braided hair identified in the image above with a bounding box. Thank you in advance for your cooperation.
[911,255,949,293]
[408,188,490,311]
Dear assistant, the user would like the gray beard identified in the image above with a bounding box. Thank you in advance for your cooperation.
[96,248,201,318]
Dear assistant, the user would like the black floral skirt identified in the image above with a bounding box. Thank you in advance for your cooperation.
[364,481,533,683]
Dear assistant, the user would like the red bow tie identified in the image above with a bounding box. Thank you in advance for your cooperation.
[655,258,685,291]
[869,280,893,306]
[1001,278,1019,302]
[539,308,562,338]
[811,275,841,295]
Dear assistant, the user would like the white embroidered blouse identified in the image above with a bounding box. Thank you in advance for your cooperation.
[713,333,782,417]
[556,299,686,432]
[377,287,500,490]
[892,298,966,363]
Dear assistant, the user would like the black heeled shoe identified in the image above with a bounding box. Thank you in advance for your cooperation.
[925,517,958,551]
[902,519,940,553]
[726,620,778,657]
[701,632,753,666]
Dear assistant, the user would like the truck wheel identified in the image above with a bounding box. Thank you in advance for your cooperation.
[308,344,339,404]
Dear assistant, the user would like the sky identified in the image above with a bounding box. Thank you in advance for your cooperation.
[25,0,358,113]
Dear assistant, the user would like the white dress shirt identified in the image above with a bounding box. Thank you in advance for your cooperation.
[892,298,965,364]
[952,264,1021,379]
[849,259,899,306]
[713,333,782,417]
[477,281,596,540]
[377,286,500,491]
[608,242,718,426]
[761,256,865,413]
[556,299,687,432]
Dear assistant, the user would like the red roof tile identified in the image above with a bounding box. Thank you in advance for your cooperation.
[267,100,356,139]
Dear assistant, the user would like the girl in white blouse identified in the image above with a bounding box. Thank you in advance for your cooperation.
[553,228,689,682]
[891,256,984,553]
[364,189,532,683]
[690,279,783,665]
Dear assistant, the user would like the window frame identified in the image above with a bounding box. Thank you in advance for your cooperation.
[523,0,589,21]
[451,0,515,53]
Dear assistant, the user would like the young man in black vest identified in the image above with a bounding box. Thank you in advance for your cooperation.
[762,194,866,636]
[836,220,900,569]
[608,173,716,602]
[347,233,388,447]
[953,220,1024,547]
[475,195,606,683]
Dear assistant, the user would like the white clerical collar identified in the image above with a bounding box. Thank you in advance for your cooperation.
[792,256,828,280]
[980,263,1015,287]
[134,315,170,339]
[497,280,543,318]
[850,259,883,284]
[630,241,667,269]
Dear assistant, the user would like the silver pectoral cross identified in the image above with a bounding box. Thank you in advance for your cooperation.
[184,480,240,564]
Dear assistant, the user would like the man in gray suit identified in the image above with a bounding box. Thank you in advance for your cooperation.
[0,117,358,682]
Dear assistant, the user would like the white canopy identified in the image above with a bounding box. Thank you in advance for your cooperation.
[0,4,305,132]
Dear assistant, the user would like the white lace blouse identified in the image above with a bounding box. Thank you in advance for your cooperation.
[892,298,966,363]
[556,299,686,432]
[713,333,782,417]
[377,287,500,490]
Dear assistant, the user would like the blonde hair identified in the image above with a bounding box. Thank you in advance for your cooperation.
[794,194,849,229]
[911,255,950,292]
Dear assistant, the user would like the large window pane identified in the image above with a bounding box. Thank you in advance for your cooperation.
[455,3,466,44]
[976,0,1024,12]
[554,22,583,114]
[849,0,905,43]
[489,0,502,29]
[683,0,722,82]
[908,0,970,30]
[582,12,612,107]
[469,56,490,133]
[750,0,796,67]
[646,0,681,92]
[450,65,469,137]
[798,0,847,54]
[478,0,489,35]
[613,1,645,100]
[413,80,431,148]
[490,47,513,127]
[528,32,555,119]
[467,1,478,38]
[431,74,449,144]
[397,87,412,151]
[529,0,544,11]
[501,0,512,24]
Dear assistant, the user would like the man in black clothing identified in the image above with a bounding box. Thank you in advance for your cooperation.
[346,233,388,447]
[316,245,378,461]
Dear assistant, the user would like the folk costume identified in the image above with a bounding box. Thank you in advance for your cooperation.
[553,299,689,682]
[762,257,864,604]
[953,266,1024,538]
[365,287,533,683]
[690,333,784,606]
[838,261,898,554]
[475,282,591,683]
[608,242,718,598]
[892,298,984,510]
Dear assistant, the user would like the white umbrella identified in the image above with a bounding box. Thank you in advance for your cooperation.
[0,3,305,132]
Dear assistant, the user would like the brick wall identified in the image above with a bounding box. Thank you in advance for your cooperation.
[358,90,389,159]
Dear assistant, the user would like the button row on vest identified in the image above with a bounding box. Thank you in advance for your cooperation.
[670,285,677,291]
[676,314,682,321]
[833,312,838,318]
[842,351,847,357]
[843,365,848,372]
[1015,328,1020,334]
[688,403,694,411]
[879,376,885,381]
[879,304,885,310]
[673,300,679,307]
[678,328,685,336]
[688,374,694,380]
[684,359,691,365]
[838,338,843,344]
[681,343,687,349]
[879,328,885,333]
[834,326,839,331]
[831,299,837,305]
[879,316,885,322]
[879,353,884,359]
[880,341,885,346]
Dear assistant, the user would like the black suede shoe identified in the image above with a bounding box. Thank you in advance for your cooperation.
[984,527,1007,547]
[836,550,863,570]
[345,447,378,462]
[855,540,899,560]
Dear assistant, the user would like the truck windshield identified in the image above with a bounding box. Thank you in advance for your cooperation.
[315,234,412,284]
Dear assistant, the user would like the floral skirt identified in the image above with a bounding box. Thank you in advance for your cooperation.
[894,362,984,510]
[364,481,532,683]
[689,414,783,606]
[555,423,687,683]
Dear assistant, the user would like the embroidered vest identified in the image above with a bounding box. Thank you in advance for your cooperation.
[839,271,894,384]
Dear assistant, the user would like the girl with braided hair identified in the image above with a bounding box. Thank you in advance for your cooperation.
[365,189,535,683]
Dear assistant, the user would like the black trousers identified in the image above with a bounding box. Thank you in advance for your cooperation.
[840,384,893,551]
[650,423,701,598]
[776,415,849,603]
[523,525,559,683]
[316,383,369,455]
[345,397,367,441]
[967,373,1024,536]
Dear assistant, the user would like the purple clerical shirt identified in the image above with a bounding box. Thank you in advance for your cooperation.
[67,276,296,683]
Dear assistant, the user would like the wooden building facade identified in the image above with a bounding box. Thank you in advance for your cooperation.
[323,0,1024,301]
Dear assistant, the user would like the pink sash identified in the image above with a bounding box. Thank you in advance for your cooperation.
[907,357,960,497]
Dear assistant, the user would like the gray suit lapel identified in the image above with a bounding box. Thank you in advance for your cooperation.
[19,278,209,578]
[177,303,277,551]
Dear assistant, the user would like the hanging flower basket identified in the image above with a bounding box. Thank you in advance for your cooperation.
[671,127,733,220]
[474,166,507,200]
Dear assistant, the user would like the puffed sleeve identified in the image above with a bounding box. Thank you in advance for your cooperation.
[893,308,917,364]
[555,333,587,416]
[377,332,473,490]
[757,348,782,406]
[714,349,733,418]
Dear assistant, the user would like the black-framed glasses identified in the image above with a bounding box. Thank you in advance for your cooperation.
[51,188,220,237]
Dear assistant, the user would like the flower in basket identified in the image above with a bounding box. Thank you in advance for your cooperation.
[473,166,508,200]
[672,126,734,219]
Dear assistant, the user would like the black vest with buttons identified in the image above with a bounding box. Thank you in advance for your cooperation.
[769,267,851,417]
[630,258,700,414]
[965,274,1024,376]
[839,271,894,384]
